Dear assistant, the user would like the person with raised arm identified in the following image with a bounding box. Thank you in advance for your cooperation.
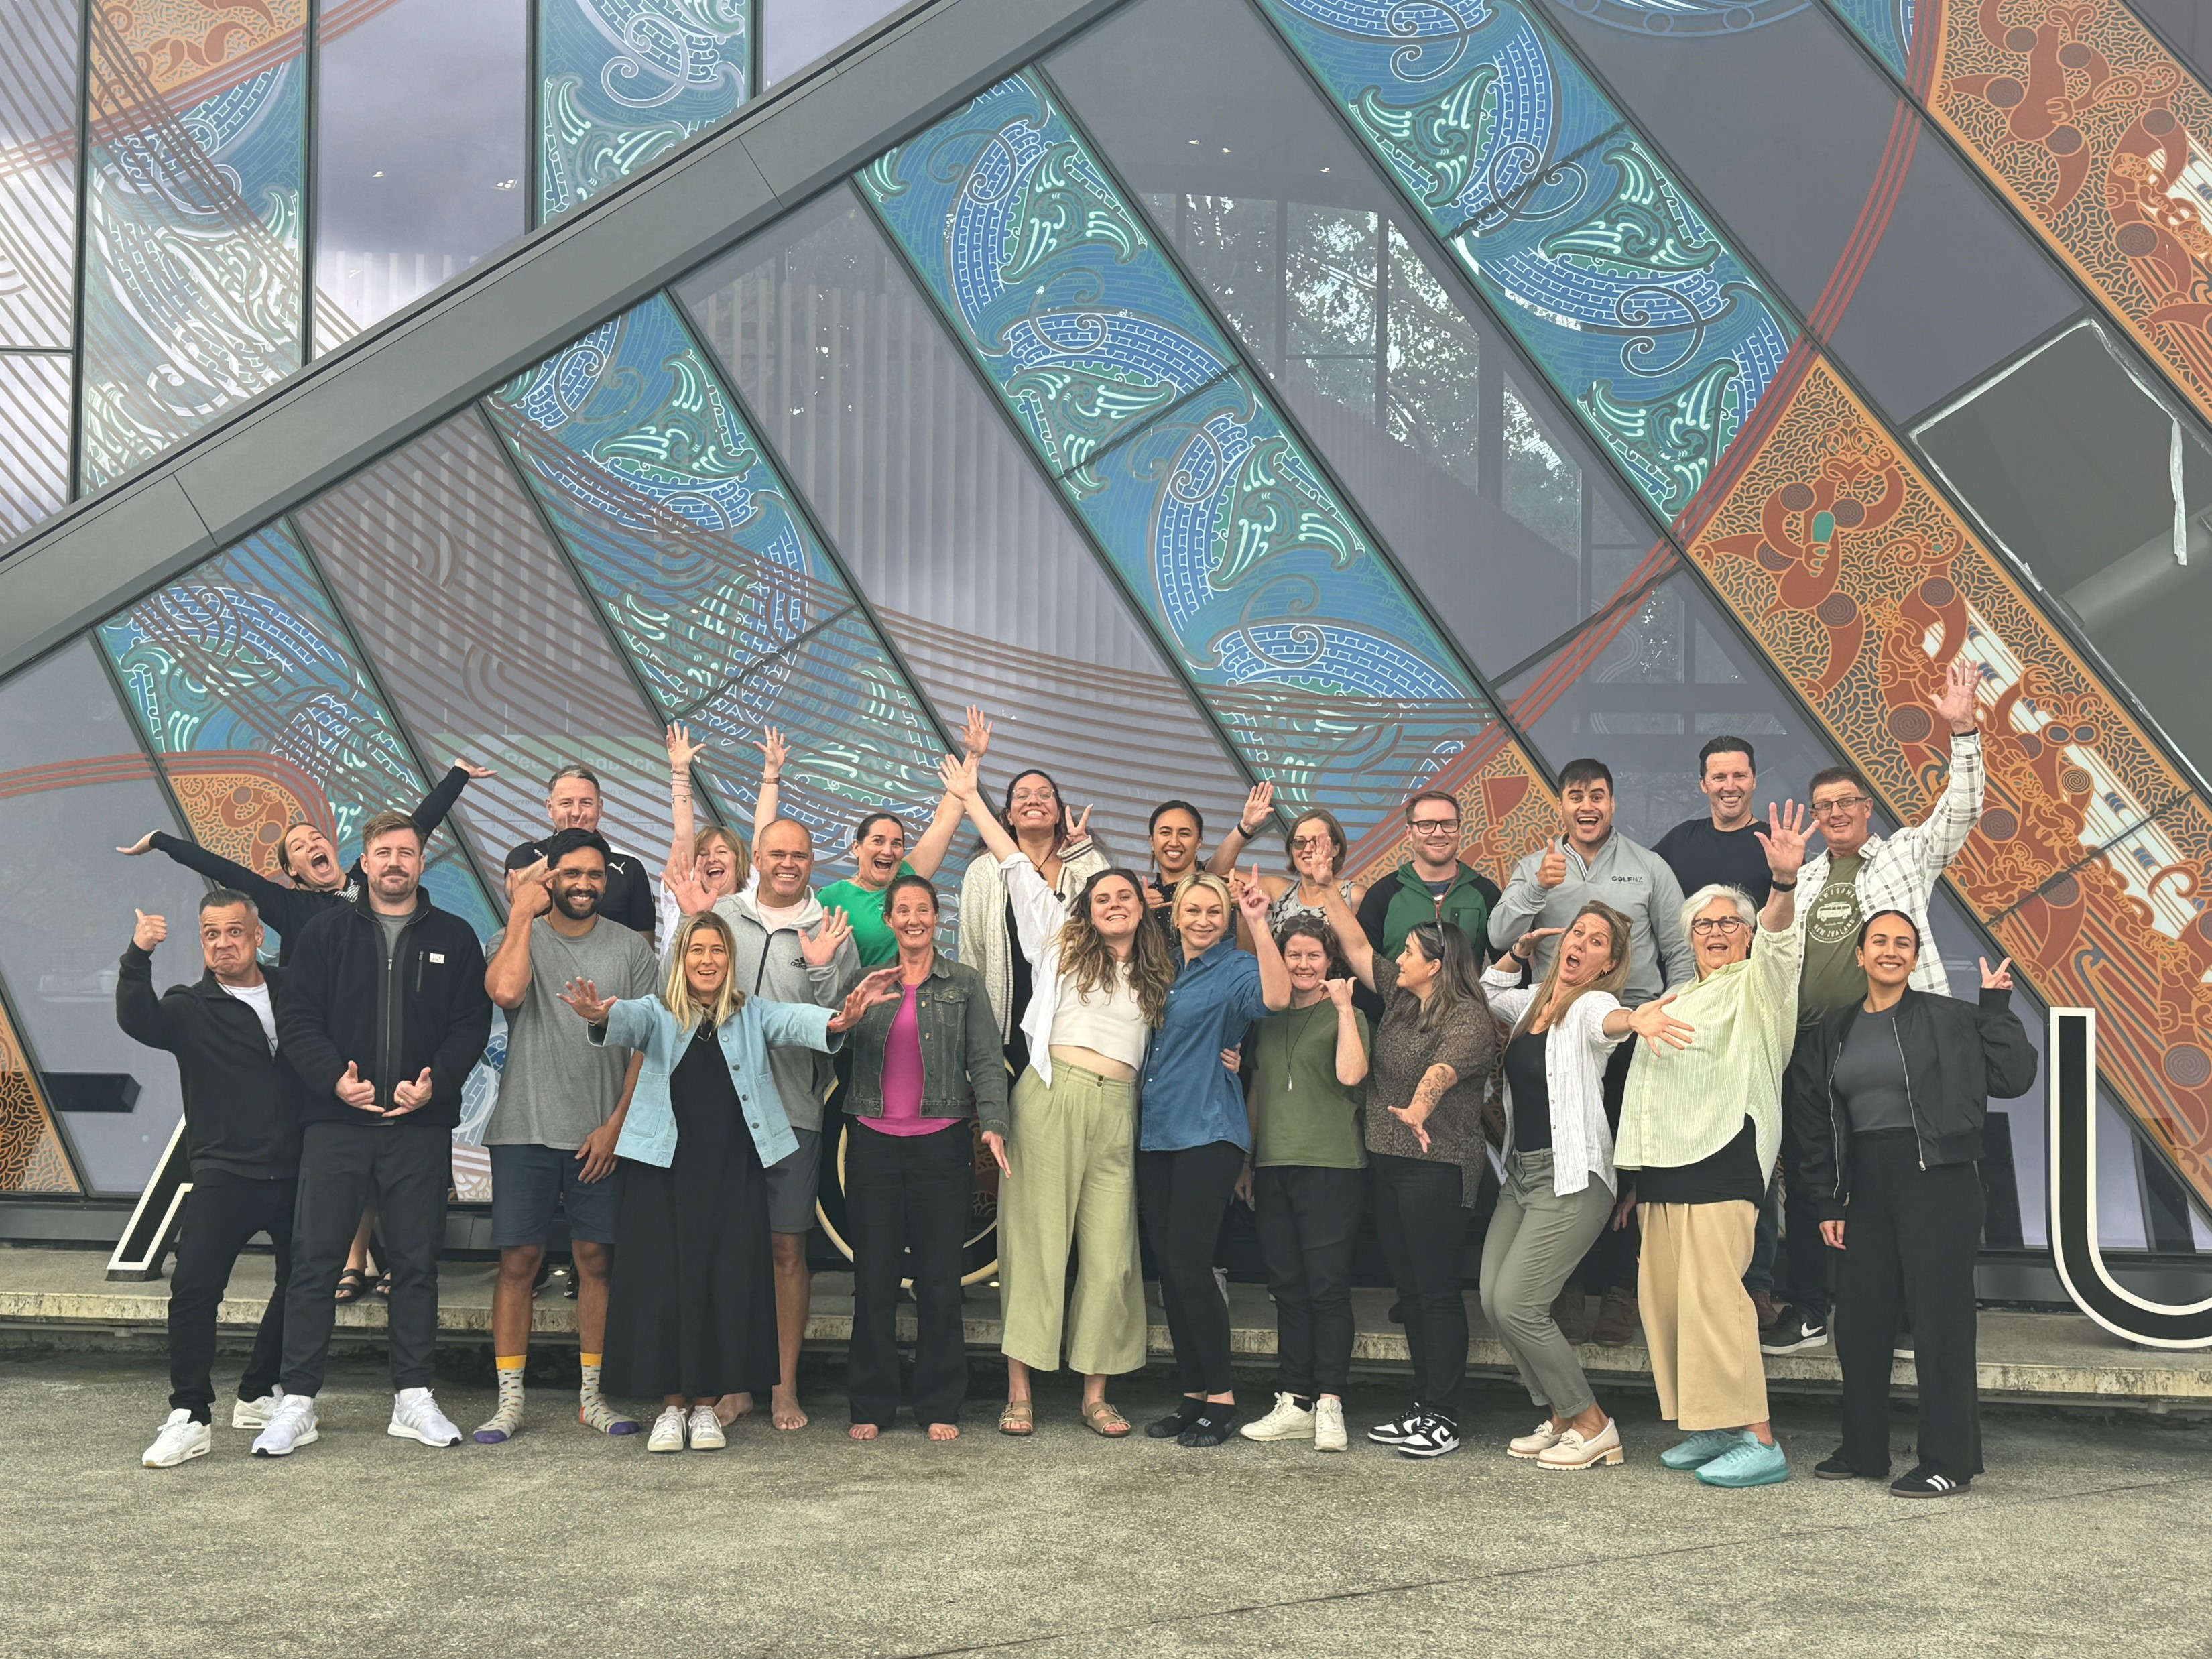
[560,912,898,1453]
[1140,784,1269,955]
[1478,904,1693,1471]
[1316,881,1501,1460]
[1612,802,1808,1489]
[953,706,1108,1072]
[656,723,749,949]
[943,753,1172,1440]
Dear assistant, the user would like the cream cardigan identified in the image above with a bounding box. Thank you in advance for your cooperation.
[956,837,1108,1041]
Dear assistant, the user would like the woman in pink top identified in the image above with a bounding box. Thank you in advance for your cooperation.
[839,873,1007,1440]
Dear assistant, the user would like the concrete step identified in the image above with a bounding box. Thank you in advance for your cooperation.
[4,1244,2207,1409]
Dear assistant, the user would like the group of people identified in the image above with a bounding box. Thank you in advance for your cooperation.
[117,660,2035,1499]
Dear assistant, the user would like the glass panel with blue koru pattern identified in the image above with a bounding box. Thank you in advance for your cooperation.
[95,525,498,937]
[484,292,945,846]
[1256,0,1798,521]
[1823,0,1914,78]
[859,71,1503,840]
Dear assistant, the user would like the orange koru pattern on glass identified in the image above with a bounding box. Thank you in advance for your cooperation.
[108,0,308,95]
[1343,739,1559,896]
[0,1003,78,1194]
[164,761,324,881]
[1924,0,2212,426]
[1689,356,2212,1205]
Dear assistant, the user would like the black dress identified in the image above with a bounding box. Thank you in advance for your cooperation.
[603,1020,779,1400]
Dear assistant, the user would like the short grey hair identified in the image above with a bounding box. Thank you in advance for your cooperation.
[1680,883,1758,941]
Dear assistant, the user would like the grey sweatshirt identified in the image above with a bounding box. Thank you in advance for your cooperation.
[1489,831,1695,1005]
[709,887,859,1131]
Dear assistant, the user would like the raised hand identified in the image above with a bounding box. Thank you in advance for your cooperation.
[662,855,713,918]
[388,1067,434,1115]
[665,723,704,773]
[937,750,979,804]
[117,831,157,857]
[560,978,615,1024]
[1232,863,1272,923]
[802,908,853,967]
[961,704,993,758]
[132,909,167,952]
[1979,955,2013,991]
[1239,781,1274,835]
[1512,926,1564,963]
[334,1060,377,1111]
[1064,803,1092,843]
[828,967,902,1032]
[505,856,553,919]
[1324,976,1355,1009]
[754,726,788,781]
[452,757,496,780]
[1538,838,1569,889]
[1625,993,1695,1054]
[1934,655,1982,736]
[1752,799,1809,879]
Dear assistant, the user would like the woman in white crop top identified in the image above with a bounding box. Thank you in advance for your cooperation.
[944,756,1174,1440]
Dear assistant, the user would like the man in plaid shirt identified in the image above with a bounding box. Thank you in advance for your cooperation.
[1763,658,1986,1356]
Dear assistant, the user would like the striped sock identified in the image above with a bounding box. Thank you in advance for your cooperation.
[578,1353,637,1436]
[475,1357,525,1442]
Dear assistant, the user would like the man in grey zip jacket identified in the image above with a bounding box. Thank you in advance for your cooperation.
[707,815,859,1430]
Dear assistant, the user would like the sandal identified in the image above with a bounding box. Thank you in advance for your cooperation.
[997,1400,1034,1437]
[334,1267,369,1305]
[372,1270,393,1300]
[1081,1399,1131,1438]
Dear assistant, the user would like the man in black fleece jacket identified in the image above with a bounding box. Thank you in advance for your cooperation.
[117,891,298,1469]
[115,759,492,964]
[255,812,493,1457]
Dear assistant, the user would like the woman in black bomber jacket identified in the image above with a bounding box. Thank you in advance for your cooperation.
[1788,909,2038,1498]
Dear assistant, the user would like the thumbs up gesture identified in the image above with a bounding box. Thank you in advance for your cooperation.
[1538,838,1569,889]
[132,909,167,952]
[335,1061,377,1111]
[389,1067,435,1115]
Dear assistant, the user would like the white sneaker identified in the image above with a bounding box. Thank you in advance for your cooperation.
[1239,1392,1316,1442]
[232,1393,281,1430]
[647,1406,686,1453]
[687,1404,727,1449]
[251,1394,318,1457]
[1509,1416,1565,1459]
[387,1386,463,1447]
[1313,1397,1348,1453]
[1538,1416,1624,1470]
[143,1409,210,1468]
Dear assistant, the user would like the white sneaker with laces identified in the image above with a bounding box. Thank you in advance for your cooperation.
[1239,1392,1316,1442]
[1313,1397,1348,1453]
[1538,1416,1625,1469]
[232,1393,280,1430]
[647,1406,687,1452]
[687,1404,727,1449]
[143,1409,210,1468]
[251,1393,318,1457]
[387,1386,463,1447]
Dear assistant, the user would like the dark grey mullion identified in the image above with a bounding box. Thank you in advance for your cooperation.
[749,0,763,104]
[300,0,320,364]
[1034,57,1557,792]
[64,0,90,501]
[524,0,542,231]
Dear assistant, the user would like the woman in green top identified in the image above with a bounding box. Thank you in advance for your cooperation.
[750,724,975,966]
[1235,918,1369,1455]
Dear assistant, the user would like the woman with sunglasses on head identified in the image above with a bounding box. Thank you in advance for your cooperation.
[1318,885,1501,1459]
[1479,903,1693,1470]
[943,755,1174,1440]
[1215,802,1368,942]
[953,709,1108,1073]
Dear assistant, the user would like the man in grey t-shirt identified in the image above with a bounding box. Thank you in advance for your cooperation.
[478,828,658,1443]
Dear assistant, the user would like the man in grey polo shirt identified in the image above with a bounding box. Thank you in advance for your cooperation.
[478,827,658,1442]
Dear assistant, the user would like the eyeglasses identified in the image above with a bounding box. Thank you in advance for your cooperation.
[1812,796,1871,816]
[1689,916,1748,935]
[1407,818,1458,835]
[1008,790,1058,805]
[1290,834,1334,851]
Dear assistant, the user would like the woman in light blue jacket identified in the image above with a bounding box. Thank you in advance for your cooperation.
[561,910,896,1453]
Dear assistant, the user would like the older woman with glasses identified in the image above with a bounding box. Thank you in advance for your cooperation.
[1613,802,1807,1489]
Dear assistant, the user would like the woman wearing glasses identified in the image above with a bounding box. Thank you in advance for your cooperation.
[1613,802,1808,1489]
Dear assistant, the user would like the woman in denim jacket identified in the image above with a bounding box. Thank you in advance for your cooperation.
[840,873,1008,1442]
[561,910,896,1453]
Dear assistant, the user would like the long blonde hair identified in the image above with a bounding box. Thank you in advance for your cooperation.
[662,910,745,1031]
[1057,867,1175,1027]
[1510,901,1632,1040]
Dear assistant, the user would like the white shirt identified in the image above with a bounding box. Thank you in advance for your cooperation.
[1480,965,1626,1196]
[221,979,278,1052]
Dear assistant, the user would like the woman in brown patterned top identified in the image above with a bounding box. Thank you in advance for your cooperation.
[1319,885,1500,1459]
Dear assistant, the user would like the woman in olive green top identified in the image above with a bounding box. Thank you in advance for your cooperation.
[1237,919,1369,1455]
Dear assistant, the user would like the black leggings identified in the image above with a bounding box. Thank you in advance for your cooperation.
[1136,1142,1245,1396]
[1370,1152,1470,1419]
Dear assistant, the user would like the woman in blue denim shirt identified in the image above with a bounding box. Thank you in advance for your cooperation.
[560,910,896,1454]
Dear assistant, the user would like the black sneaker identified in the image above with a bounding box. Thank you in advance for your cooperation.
[1367,1410,1419,1446]
[1178,1408,1237,1447]
[1760,1310,1830,1355]
[1815,1450,1871,1481]
[1890,1463,1969,1498]
[1396,1412,1461,1460]
[1146,1400,1204,1440]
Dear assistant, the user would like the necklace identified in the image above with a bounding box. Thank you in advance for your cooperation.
[1283,998,1331,1091]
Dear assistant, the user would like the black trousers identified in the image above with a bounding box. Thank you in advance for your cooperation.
[168,1171,296,1423]
[1255,1164,1364,1398]
[1575,1043,1639,1294]
[1835,1131,1984,1479]
[1137,1141,1245,1396]
[845,1120,973,1428]
[1370,1153,1469,1419]
[1779,1024,1841,1318]
[281,1122,450,1396]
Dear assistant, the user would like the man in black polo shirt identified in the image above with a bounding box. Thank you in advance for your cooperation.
[504,763,656,939]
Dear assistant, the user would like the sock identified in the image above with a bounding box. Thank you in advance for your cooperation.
[578,1353,637,1436]
[475,1357,525,1442]
[1289,1395,1314,1413]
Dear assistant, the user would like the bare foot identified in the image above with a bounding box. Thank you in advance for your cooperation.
[715,1392,753,1428]
[926,1422,959,1442]
[849,1423,879,1441]
[771,1390,808,1430]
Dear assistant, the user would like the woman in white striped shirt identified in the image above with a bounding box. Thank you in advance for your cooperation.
[1480,902,1693,1469]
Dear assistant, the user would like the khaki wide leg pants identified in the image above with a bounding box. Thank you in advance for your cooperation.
[1639,1199,1767,1432]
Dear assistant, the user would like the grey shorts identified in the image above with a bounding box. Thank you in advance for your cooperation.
[488,1142,623,1247]
[765,1127,822,1235]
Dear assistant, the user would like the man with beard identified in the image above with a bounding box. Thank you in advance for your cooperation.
[505,764,657,938]
[477,829,660,1442]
